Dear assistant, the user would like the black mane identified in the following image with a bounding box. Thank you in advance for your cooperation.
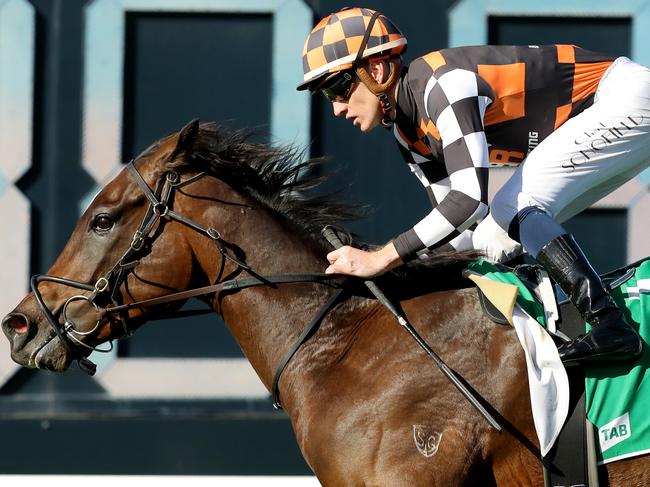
[163,122,359,244]
[160,122,481,270]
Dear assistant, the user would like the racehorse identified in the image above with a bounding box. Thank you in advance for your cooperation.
[2,120,648,486]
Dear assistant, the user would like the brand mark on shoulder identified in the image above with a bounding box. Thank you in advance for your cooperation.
[413,424,442,458]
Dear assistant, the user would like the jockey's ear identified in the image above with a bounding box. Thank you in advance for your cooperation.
[367,59,386,83]
[171,118,200,159]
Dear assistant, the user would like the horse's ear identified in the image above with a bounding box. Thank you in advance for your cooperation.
[173,119,200,156]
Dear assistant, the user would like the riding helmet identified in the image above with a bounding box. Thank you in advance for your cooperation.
[297,7,407,91]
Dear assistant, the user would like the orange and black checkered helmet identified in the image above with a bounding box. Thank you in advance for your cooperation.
[297,7,407,91]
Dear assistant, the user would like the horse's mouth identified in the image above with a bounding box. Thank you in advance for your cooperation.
[21,330,73,372]
[30,332,59,369]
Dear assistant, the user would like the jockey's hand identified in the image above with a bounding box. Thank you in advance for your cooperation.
[325,243,402,278]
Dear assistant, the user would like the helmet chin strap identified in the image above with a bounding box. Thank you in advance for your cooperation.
[355,59,401,128]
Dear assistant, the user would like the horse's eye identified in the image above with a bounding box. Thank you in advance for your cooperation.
[93,214,114,232]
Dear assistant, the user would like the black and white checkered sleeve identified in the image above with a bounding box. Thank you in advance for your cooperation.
[393,68,492,261]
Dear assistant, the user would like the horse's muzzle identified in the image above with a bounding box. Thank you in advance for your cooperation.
[2,312,31,350]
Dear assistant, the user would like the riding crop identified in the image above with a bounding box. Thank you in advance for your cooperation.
[322,226,502,432]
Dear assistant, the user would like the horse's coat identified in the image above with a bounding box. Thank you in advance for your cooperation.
[2,120,648,486]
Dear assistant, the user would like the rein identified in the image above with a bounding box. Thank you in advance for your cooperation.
[29,161,347,408]
[102,273,340,315]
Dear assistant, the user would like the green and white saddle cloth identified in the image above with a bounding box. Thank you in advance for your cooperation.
[467,258,650,464]
[588,260,650,463]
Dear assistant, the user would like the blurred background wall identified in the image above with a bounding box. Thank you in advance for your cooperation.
[0,0,648,476]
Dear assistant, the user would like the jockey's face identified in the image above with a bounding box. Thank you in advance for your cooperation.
[331,79,383,133]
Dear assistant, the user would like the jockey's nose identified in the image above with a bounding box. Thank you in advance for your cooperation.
[332,101,348,117]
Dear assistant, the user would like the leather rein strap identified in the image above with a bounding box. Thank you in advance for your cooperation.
[103,270,347,410]
[271,286,348,409]
[101,273,340,315]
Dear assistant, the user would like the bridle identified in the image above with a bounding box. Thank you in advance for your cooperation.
[31,162,206,373]
[30,160,346,408]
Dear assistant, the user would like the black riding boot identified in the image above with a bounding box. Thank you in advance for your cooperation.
[536,234,642,363]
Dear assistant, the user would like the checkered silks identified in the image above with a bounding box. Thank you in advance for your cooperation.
[390,45,615,260]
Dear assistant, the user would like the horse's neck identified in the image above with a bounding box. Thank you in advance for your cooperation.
[196,201,332,392]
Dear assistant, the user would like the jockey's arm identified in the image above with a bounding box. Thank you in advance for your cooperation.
[392,68,491,263]
[323,69,491,278]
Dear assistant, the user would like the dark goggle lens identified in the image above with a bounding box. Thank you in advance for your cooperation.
[321,72,354,101]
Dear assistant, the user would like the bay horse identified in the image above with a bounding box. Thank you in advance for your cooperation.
[2,120,648,486]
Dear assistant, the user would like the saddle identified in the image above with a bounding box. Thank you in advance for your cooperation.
[468,259,639,487]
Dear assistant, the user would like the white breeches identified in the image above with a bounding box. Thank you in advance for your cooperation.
[474,57,650,262]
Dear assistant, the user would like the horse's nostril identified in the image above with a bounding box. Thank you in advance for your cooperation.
[2,313,30,335]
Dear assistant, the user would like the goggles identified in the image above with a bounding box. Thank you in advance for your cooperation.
[320,71,355,102]
[315,12,383,102]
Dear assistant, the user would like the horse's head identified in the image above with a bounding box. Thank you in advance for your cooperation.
[1,120,211,373]
[3,117,360,379]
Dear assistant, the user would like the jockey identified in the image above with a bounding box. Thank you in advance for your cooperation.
[297,7,646,364]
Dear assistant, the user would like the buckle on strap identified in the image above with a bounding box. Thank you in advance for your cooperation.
[153,203,169,217]
[131,231,145,251]
[94,277,110,293]
[207,228,221,240]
